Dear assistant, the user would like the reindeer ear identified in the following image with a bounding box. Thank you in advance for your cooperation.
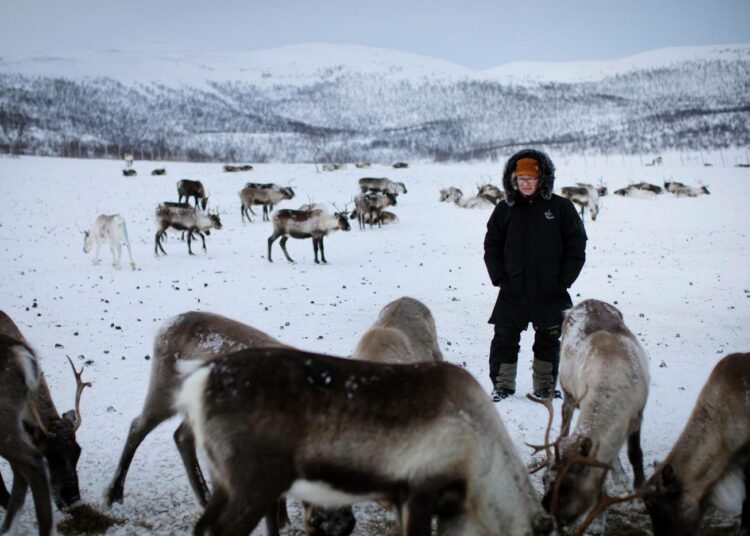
[579,436,593,457]
[661,463,676,484]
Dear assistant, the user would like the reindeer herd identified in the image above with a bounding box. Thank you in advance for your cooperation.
[1,289,748,536]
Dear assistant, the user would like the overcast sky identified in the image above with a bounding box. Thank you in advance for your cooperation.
[2,0,749,68]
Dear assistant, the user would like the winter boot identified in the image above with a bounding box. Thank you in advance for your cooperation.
[492,362,518,402]
[532,359,560,399]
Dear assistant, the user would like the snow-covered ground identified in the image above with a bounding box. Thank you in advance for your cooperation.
[0,152,748,534]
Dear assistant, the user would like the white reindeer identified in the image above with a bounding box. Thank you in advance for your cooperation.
[175,348,555,536]
[535,299,649,534]
[83,214,136,270]
[560,184,600,221]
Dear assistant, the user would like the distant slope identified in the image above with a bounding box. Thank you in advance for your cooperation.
[0,43,748,161]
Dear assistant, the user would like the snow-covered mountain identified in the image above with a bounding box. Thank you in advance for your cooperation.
[1,43,748,162]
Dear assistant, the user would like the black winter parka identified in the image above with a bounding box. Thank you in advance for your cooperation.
[484,149,587,329]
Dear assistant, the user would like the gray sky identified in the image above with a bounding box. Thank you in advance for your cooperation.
[2,0,749,68]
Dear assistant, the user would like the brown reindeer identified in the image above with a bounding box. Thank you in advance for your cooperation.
[267,208,350,264]
[0,311,90,535]
[176,348,555,536]
[560,184,600,221]
[353,192,397,230]
[644,352,750,536]
[106,311,292,534]
[177,179,208,210]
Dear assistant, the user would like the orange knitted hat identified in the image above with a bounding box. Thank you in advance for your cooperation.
[513,157,540,178]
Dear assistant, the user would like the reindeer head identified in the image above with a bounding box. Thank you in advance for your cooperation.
[385,192,398,206]
[208,212,223,230]
[29,357,91,509]
[643,464,699,536]
[201,196,209,211]
[332,203,352,232]
[82,231,93,253]
[304,505,356,536]
[282,186,296,200]
[396,182,407,194]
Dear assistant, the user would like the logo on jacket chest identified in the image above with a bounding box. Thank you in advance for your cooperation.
[544,210,555,220]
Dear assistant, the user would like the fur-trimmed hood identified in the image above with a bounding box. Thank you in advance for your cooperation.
[501,148,556,206]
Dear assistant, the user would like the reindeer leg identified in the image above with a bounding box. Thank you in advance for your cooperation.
[741,465,750,535]
[279,236,294,263]
[112,242,122,269]
[267,233,280,262]
[187,231,195,255]
[404,491,435,536]
[125,239,136,270]
[312,237,320,264]
[93,240,102,264]
[1,467,29,534]
[627,423,645,488]
[0,470,9,508]
[1,447,52,536]
[194,485,229,536]
[319,237,327,264]
[173,421,210,506]
[155,231,168,256]
[107,403,175,505]
[196,231,207,253]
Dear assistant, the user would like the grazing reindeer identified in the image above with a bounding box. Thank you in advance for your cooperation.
[560,184,600,221]
[353,192,397,230]
[644,352,750,536]
[239,184,295,222]
[477,184,504,205]
[83,214,136,270]
[154,203,222,256]
[0,311,90,535]
[439,187,463,203]
[358,177,407,195]
[177,179,208,210]
[107,311,293,534]
[176,348,555,536]
[306,297,445,535]
[267,208,350,264]
[534,299,649,533]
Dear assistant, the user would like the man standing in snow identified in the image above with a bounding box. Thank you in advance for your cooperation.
[484,149,587,401]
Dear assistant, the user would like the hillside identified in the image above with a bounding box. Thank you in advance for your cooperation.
[0,44,748,162]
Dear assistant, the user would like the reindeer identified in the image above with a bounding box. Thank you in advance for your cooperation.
[392,161,409,168]
[353,192,397,230]
[154,203,222,256]
[0,311,90,535]
[644,352,750,536]
[176,347,555,536]
[177,179,208,210]
[358,177,407,195]
[477,184,504,205]
[439,187,463,203]
[122,169,137,177]
[267,207,350,264]
[151,168,166,176]
[305,297,445,534]
[223,164,253,172]
[532,299,649,533]
[239,183,295,222]
[348,209,399,226]
[560,184,600,221]
[614,183,661,197]
[106,311,295,533]
[664,181,710,198]
[83,214,136,270]
[452,191,495,209]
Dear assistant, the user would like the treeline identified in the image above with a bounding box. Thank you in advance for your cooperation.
[0,56,748,162]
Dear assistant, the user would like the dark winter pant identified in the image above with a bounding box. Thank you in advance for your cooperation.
[489,323,561,392]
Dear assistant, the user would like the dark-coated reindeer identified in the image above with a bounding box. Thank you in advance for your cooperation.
[154,203,222,256]
[0,311,90,535]
[267,207,350,264]
[106,311,293,535]
[177,179,208,210]
[477,184,504,205]
[176,348,555,536]
[644,352,750,536]
[532,299,649,533]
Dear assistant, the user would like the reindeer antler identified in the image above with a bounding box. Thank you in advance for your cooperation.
[525,394,556,466]
[66,356,92,432]
[27,392,55,438]
[573,486,647,536]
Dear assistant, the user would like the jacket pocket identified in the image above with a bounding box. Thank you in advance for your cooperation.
[539,265,563,296]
